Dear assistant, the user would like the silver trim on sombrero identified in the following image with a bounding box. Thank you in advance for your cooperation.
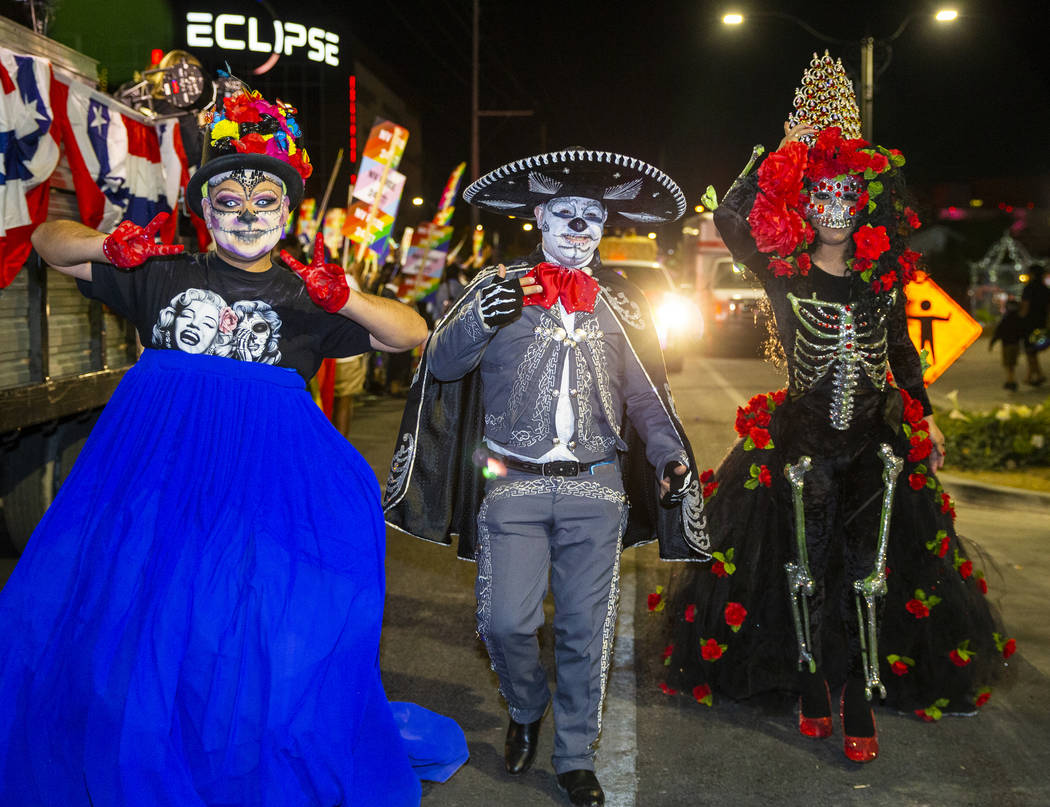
[463,148,687,223]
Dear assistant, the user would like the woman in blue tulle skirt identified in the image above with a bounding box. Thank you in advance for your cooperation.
[0,88,467,806]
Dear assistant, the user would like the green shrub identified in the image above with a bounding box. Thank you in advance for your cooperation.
[940,397,1050,470]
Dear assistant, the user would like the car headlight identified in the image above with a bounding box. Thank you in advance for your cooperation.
[655,293,703,344]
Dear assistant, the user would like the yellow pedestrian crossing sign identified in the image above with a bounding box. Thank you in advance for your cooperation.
[904,271,983,385]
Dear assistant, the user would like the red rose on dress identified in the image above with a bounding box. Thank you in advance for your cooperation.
[940,492,953,513]
[661,644,674,661]
[908,472,928,490]
[700,468,715,484]
[659,682,678,695]
[879,271,898,292]
[796,252,812,273]
[959,560,973,579]
[757,465,772,487]
[700,638,724,661]
[903,398,925,424]
[1002,639,1016,659]
[647,592,662,611]
[914,709,936,723]
[906,598,930,618]
[684,604,697,623]
[711,560,727,578]
[692,683,713,705]
[975,691,991,708]
[773,389,788,406]
[703,481,719,500]
[754,409,772,428]
[724,602,747,630]
[898,249,921,282]
[891,660,910,676]
[908,434,932,462]
[749,192,806,256]
[853,225,891,261]
[868,152,890,173]
[904,207,922,229]
[978,577,988,594]
[749,427,772,449]
[769,257,796,277]
[950,649,972,667]
[853,256,873,274]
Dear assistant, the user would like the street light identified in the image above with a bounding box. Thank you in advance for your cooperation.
[721,8,958,141]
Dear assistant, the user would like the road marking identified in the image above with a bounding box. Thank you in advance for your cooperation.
[597,551,638,806]
[699,357,750,408]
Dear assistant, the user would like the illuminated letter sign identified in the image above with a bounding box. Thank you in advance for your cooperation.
[183,12,339,67]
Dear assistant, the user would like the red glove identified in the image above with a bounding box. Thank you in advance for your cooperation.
[101,213,185,268]
[280,233,349,313]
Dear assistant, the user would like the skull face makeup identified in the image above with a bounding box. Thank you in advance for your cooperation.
[534,196,607,268]
[204,169,290,264]
[804,174,863,230]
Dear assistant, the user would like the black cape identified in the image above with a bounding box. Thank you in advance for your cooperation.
[382,252,710,562]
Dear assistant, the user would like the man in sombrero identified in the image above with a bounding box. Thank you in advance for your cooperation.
[383,148,709,806]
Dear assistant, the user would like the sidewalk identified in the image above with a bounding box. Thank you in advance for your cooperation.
[925,333,1050,508]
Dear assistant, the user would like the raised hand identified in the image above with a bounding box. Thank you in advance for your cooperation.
[101,213,185,268]
[281,233,350,313]
[660,462,693,507]
[478,264,526,328]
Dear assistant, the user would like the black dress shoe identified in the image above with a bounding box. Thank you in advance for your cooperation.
[556,769,605,806]
[504,717,542,775]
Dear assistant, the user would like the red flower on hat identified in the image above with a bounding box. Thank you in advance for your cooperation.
[232,132,269,155]
[223,93,263,122]
[757,141,807,205]
[749,192,807,257]
[853,225,891,261]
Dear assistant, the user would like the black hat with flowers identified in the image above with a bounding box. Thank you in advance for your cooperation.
[462,148,686,224]
[187,88,313,216]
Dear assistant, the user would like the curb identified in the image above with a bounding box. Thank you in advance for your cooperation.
[938,472,1050,514]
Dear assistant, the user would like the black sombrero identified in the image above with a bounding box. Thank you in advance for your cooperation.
[462,148,686,224]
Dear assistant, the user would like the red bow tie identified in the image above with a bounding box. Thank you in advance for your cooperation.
[521,262,600,314]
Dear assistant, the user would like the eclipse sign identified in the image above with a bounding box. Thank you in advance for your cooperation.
[185,12,339,67]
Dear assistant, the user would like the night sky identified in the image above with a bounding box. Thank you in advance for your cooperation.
[342,0,1050,221]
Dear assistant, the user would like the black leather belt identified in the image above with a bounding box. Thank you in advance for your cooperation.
[491,453,615,477]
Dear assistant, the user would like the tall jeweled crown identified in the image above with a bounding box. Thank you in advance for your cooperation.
[787,51,862,142]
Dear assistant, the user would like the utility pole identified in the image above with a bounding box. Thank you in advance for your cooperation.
[471,0,533,230]
[859,36,875,142]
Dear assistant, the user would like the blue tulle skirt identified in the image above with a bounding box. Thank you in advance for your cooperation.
[0,350,466,806]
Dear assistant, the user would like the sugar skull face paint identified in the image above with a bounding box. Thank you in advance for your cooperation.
[203,170,290,263]
[534,196,607,268]
[805,174,863,229]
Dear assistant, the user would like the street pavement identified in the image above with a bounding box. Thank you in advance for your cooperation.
[354,335,1050,807]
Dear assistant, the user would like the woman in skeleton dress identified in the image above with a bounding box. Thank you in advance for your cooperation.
[0,88,466,805]
[663,108,1013,763]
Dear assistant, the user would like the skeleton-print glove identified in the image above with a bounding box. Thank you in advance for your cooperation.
[281,233,349,313]
[661,461,693,507]
[478,276,523,329]
[101,213,185,268]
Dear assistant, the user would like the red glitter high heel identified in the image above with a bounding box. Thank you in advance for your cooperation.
[840,686,878,763]
[798,679,832,739]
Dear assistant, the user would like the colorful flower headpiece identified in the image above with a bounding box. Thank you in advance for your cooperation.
[186,88,312,217]
[747,127,922,293]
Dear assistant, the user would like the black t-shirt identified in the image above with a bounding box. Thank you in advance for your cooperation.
[78,252,372,381]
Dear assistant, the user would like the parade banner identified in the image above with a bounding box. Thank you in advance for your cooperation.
[434,161,465,226]
[904,271,982,385]
[343,118,408,256]
[397,222,453,300]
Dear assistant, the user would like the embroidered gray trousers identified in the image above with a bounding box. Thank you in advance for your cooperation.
[474,463,627,774]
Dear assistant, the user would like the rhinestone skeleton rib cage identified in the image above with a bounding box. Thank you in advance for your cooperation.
[788,293,890,430]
